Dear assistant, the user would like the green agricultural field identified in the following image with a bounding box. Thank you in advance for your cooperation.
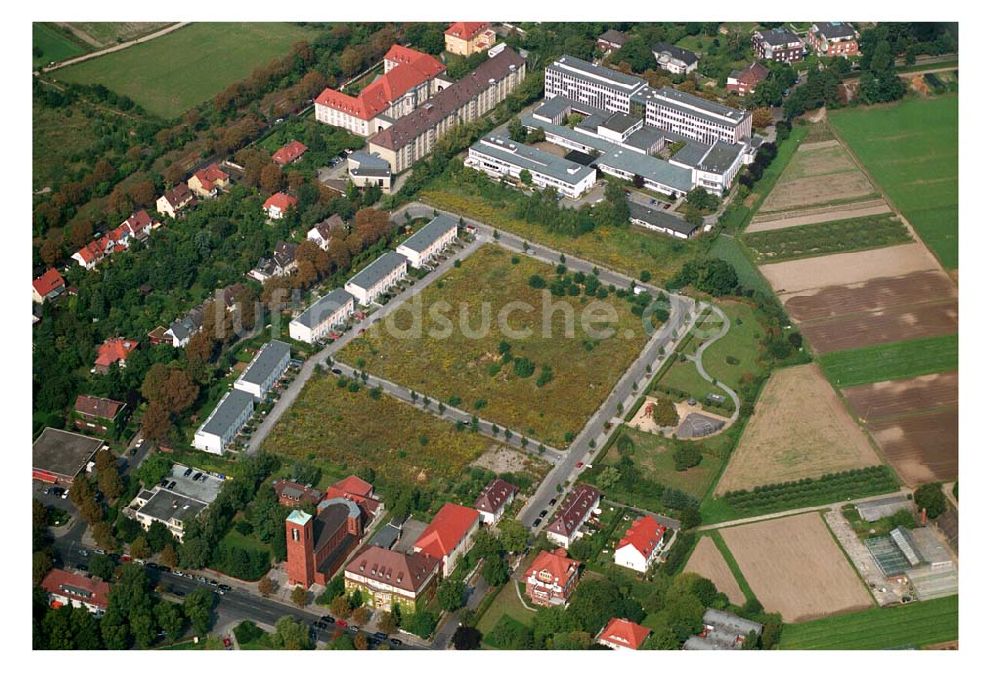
[33,23,88,69]
[743,214,912,263]
[421,179,700,284]
[53,22,318,119]
[262,372,494,483]
[339,245,652,447]
[780,595,958,649]
[819,334,958,388]
[830,96,958,269]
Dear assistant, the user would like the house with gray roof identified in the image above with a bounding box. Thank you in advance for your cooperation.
[166,305,205,348]
[347,151,392,190]
[597,29,629,53]
[628,202,699,239]
[651,42,699,75]
[128,487,209,542]
[289,288,355,344]
[345,252,408,306]
[192,389,254,455]
[465,136,597,199]
[396,214,460,267]
[544,55,647,114]
[234,340,291,401]
[684,609,763,650]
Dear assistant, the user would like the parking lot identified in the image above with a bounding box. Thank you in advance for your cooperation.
[163,463,226,503]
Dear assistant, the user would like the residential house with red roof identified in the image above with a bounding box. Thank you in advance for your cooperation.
[94,338,138,374]
[545,483,601,548]
[412,502,480,576]
[73,395,126,435]
[475,478,518,525]
[344,545,440,612]
[263,192,298,220]
[314,45,447,137]
[32,268,66,304]
[41,569,111,615]
[444,22,496,56]
[273,479,324,508]
[70,218,145,270]
[156,183,196,218]
[120,209,159,240]
[614,515,668,573]
[597,618,651,650]
[271,140,309,166]
[726,62,770,96]
[187,163,230,198]
[522,547,580,606]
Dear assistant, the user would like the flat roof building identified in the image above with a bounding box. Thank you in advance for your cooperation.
[347,151,393,189]
[345,252,408,306]
[234,340,291,401]
[631,85,752,144]
[192,389,254,455]
[129,487,209,542]
[395,214,460,268]
[32,428,104,485]
[466,135,597,199]
[289,288,355,344]
[684,609,763,650]
[545,55,646,114]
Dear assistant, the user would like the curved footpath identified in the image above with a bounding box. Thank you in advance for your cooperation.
[689,303,741,424]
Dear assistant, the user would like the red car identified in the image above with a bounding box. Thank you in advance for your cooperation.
[335,619,349,629]
[223,637,232,648]
[575,461,584,468]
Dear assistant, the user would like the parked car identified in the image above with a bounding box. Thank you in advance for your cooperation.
[223,637,232,649]
[374,632,388,642]
[390,638,402,646]
[192,472,202,481]
[532,518,542,527]
[184,468,193,477]
[575,461,584,468]
[548,498,557,506]
[540,510,548,518]
[218,584,232,592]
[349,625,360,633]
[332,368,342,375]
[334,619,348,628]
[167,481,176,490]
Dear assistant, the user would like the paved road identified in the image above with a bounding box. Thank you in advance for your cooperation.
[431,571,491,650]
[39,23,191,73]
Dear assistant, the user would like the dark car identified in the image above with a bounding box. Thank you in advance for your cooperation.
[532,518,542,527]
[157,564,171,571]
[332,368,342,375]
[218,584,232,592]
[548,498,557,506]
[184,468,193,477]
[374,632,388,642]
[167,481,177,490]
[145,562,158,569]
[192,472,202,481]
[321,616,335,624]
[539,510,548,518]
[390,638,402,646]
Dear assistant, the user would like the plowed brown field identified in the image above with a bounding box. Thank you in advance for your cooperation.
[683,537,747,605]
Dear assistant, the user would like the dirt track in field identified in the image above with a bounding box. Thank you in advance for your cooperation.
[715,364,880,494]
[761,243,941,295]
[720,512,873,622]
[746,200,892,233]
[684,537,746,605]
[843,372,958,486]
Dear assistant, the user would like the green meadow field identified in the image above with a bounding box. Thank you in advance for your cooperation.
[33,23,88,69]
[819,334,958,388]
[53,22,318,118]
[830,95,958,269]
[780,595,958,649]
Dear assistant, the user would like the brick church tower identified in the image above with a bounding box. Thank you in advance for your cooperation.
[286,510,315,588]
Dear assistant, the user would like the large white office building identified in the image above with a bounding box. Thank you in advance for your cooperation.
[544,55,646,114]
[289,288,355,344]
[465,136,597,199]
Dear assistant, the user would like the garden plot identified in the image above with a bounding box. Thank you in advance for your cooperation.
[720,512,873,622]
[715,364,880,495]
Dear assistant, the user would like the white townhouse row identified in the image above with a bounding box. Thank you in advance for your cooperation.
[395,214,460,267]
[192,389,254,455]
[288,288,356,344]
[344,251,408,306]
[233,340,291,401]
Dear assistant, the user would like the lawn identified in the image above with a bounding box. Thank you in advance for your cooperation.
[706,236,774,296]
[779,595,958,649]
[339,245,652,447]
[262,372,494,483]
[830,95,958,269]
[655,359,726,403]
[219,525,270,556]
[742,214,912,263]
[477,579,537,639]
[601,427,727,500]
[819,334,959,388]
[421,177,702,285]
[700,300,769,390]
[53,22,319,118]
[33,23,88,69]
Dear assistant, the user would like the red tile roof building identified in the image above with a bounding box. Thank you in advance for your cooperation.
[121,209,158,239]
[156,183,195,218]
[545,483,601,548]
[73,395,126,435]
[325,475,381,520]
[286,498,365,589]
[41,569,111,615]
[271,140,308,166]
[273,479,324,508]
[597,618,651,650]
[344,545,440,612]
[522,547,580,607]
[315,45,446,137]
[94,338,138,374]
[474,478,518,525]
[726,62,770,96]
[614,515,667,573]
[32,268,66,304]
[263,192,298,219]
[444,22,496,56]
[413,502,480,576]
[187,163,230,197]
